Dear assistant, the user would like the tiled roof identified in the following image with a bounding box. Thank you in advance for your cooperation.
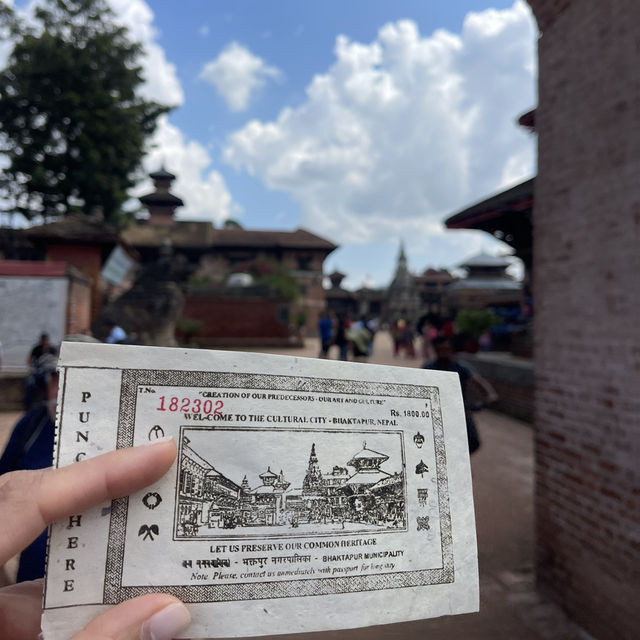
[445,178,534,229]
[459,251,512,268]
[370,474,403,491]
[123,223,337,252]
[149,168,176,180]
[210,227,336,251]
[345,470,391,485]
[24,215,120,245]
[139,191,184,206]
[348,446,389,461]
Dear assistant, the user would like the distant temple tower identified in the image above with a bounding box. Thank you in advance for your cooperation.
[258,467,278,487]
[302,443,323,495]
[386,242,422,325]
[139,167,184,226]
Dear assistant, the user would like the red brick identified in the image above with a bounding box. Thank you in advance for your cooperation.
[528,0,640,638]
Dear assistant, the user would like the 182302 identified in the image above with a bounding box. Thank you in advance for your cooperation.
[156,396,224,414]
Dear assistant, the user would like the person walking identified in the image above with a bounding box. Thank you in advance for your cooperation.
[334,315,350,361]
[317,311,333,358]
[423,336,498,454]
[347,319,372,362]
[27,332,56,366]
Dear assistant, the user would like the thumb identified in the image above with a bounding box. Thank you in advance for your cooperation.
[70,594,190,640]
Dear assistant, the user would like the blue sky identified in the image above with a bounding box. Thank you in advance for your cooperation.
[7,0,537,288]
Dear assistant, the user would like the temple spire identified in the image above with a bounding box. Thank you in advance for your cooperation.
[386,239,421,326]
[397,241,407,272]
[302,442,323,495]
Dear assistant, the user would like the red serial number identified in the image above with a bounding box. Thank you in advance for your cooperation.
[156,396,224,414]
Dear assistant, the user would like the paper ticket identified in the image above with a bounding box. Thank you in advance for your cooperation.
[42,342,478,638]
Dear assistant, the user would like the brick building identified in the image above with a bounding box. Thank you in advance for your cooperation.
[527,1,639,638]
[123,169,336,342]
[21,215,124,319]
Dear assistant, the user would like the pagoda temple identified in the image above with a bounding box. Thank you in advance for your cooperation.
[138,167,184,226]
[244,466,291,526]
[345,442,393,493]
[446,251,521,311]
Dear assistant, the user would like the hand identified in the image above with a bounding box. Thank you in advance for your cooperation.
[0,438,191,640]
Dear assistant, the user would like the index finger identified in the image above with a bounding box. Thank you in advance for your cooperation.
[0,438,177,565]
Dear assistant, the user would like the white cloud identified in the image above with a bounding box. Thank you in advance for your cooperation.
[108,0,184,106]
[223,0,536,266]
[133,115,240,224]
[106,1,242,220]
[200,42,282,112]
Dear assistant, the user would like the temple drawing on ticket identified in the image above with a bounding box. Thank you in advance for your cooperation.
[174,430,406,539]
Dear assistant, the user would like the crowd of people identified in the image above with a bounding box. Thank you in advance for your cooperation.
[315,311,499,455]
[316,311,378,362]
[390,314,458,361]
[315,311,464,365]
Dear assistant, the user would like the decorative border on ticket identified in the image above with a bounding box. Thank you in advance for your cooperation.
[103,370,454,604]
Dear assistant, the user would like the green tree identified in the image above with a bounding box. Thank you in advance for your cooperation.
[454,309,500,339]
[247,259,301,301]
[0,0,171,224]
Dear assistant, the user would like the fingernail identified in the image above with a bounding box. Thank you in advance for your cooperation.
[141,435,175,447]
[140,601,191,640]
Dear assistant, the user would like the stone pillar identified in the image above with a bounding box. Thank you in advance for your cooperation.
[528,1,640,638]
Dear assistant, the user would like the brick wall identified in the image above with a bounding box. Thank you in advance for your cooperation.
[192,251,328,336]
[528,1,640,638]
[65,272,92,335]
[458,353,534,423]
[46,244,104,317]
[181,293,293,346]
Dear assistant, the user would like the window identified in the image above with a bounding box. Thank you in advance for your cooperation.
[297,256,312,271]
